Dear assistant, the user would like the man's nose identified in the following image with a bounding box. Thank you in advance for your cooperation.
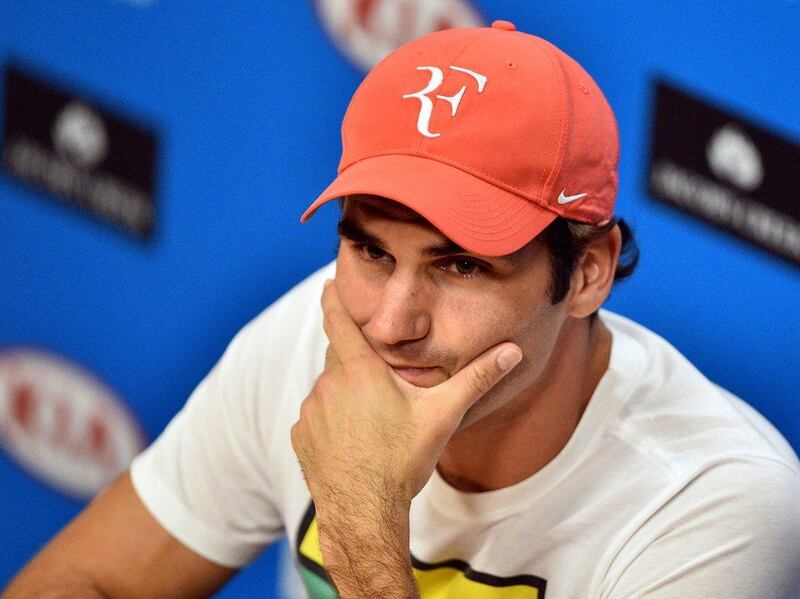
[363,270,431,347]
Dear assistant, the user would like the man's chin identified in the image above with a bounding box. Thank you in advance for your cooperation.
[391,366,448,387]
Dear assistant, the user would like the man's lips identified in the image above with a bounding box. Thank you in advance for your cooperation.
[388,364,443,386]
[388,363,437,370]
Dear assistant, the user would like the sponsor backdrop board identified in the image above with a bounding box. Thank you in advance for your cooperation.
[1,1,798,596]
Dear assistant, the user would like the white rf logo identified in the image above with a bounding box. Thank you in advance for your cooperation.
[402,65,488,138]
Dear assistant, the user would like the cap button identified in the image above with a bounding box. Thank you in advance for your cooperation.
[491,20,516,31]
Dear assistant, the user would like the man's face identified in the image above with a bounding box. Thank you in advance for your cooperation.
[335,195,572,429]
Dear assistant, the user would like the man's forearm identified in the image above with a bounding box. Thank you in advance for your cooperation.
[3,566,107,599]
[292,282,520,598]
[316,501,419,599]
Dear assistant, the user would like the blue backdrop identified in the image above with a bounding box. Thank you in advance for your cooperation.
[2,1,798,596]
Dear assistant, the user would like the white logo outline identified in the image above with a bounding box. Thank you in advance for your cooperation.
[557,189,588,205]
[52,102,108,169]
[402,65,488,138]
[706,124,764,192]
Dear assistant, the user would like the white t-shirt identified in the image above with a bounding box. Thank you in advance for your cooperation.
[131,261,800,598]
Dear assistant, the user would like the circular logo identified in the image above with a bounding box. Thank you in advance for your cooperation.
[0,349,146,499]
[52,102,109,169]
[315,0,484,71]
[706,124,764,192]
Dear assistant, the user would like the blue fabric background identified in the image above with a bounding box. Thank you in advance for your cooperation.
[1,1,798,595]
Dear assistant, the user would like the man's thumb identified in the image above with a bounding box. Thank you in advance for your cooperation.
[441,343,522,412]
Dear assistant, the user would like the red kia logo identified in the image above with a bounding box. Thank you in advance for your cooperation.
[315,0,484,71]
[0,349,146,499]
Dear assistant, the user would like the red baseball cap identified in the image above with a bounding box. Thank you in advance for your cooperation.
[301,20,619,257]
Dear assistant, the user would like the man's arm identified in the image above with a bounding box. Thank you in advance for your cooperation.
[291,280,522,598]
[2,470,237,599]
[315,501,417,598]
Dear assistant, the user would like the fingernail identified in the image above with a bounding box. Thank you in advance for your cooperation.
[323,279,333,289]
[496,347,522,371]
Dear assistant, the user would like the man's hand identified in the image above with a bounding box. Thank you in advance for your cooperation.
[290,279,522,598]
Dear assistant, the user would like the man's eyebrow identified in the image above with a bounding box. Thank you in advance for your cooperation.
[421,238,523,267]
[337,216,465,256]
[423,240,523,267]
[337,215,521,267]
[337,217,384,247]
[420,240,470,258]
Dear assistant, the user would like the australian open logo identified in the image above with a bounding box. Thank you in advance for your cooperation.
[315,0,484,71]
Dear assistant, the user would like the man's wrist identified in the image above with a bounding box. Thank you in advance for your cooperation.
[315,499,418,598]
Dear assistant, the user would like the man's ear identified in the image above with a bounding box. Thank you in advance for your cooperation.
[566,225,622,318]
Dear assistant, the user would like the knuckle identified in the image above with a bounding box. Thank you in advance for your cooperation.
[290,421,303,451]
[298,396,315,422]
[296,409,307,430]
[324,344,335,360]
[314,373,333,397]
[320,282,334,308]
[467,365,496,395]
[323,308,344,332]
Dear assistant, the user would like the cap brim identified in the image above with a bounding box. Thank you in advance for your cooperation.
[301,154,556,257]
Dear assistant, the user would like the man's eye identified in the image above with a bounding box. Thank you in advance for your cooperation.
[454,259,478,275]
[442,258,484,278]
[360,244,386,260]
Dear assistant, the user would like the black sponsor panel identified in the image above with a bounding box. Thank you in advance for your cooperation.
[2,64,158,238]
[647,80,800,266]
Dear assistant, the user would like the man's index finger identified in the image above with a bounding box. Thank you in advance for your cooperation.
[321,279,376,365]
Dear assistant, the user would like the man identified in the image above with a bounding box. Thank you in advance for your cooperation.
[5,20,800,599]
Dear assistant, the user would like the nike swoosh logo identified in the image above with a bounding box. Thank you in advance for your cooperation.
[557,190,588,204]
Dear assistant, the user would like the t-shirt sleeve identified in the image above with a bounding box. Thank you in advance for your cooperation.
[129,264,331,569]
[602,457,800,598]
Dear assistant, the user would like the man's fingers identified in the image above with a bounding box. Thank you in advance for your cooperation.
[436,343,522,415]
[321,279,378,367]
[323,342,341,373]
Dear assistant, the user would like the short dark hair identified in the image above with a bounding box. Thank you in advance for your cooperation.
[539,217,639,305]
